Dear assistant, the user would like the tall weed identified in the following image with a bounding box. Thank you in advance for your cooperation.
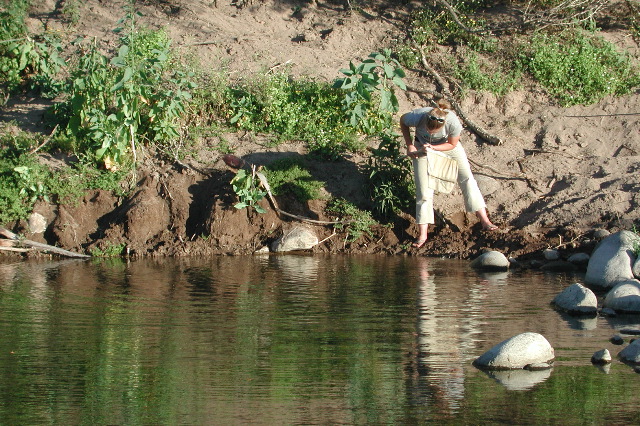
[55,10,195,167]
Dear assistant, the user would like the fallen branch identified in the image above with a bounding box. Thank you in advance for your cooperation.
[222,155,353,226]
[412,46,503,145]
[0,227,91,258]
[467,158,526,180]
[29,124,59,154]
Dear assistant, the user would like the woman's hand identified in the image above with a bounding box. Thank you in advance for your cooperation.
[407,144,420,158]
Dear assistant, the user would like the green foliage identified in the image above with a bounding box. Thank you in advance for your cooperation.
[0,125,128,225]
[454,52,522,95]
[0,2,65,102]
[263,158,324,202]
[0,130,51,224]
[230,168,267,214]
[633,225,640,256]
[222,72,362,160]
[364,134,414,219]
[90,242,126,257]
[55,9,196,167]
[409,1,494,51]
[333,49,406,135]
[326,198,377,242]
[518,29,640,106]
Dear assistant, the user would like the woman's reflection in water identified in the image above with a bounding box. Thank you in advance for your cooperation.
[411,256,498,416]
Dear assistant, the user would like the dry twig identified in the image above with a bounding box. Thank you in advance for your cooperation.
[410,45,503,145]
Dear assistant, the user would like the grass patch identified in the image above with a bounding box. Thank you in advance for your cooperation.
[517,29,640,106]
[263,158,324,202]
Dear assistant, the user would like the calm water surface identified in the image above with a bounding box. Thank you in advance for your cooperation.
[1,255,639,425]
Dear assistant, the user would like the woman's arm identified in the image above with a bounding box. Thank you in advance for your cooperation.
[400,114,420,158]
[427,135,459,152]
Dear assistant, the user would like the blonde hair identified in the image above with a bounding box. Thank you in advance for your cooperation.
[425,98,450,131]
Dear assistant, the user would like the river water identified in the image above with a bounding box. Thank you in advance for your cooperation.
[0,255,639,424]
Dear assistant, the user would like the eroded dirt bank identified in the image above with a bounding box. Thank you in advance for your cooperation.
[2,0,640,263]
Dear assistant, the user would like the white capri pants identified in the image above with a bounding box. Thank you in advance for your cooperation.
[412,143,486,225]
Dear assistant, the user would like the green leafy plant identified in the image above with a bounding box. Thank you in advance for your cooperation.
[57,8,195,167]
[263,158,324,202]
[326,198,377,242]
[230,168,267,213]
[90,242,126,257]
[0,2,65,101]
[364,134,414,218]
[518,29,640,106]
[408,1,494,51]
[333,49,406,135]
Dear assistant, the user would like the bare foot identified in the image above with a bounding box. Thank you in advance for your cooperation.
[412,238,427,248]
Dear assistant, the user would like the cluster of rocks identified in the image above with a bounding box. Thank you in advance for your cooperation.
[471,230,640,388]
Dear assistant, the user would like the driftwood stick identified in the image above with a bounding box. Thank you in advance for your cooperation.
[29,124,59,154]
[0,227,90,258]
[413,46,503,146]
[222,155,353,226]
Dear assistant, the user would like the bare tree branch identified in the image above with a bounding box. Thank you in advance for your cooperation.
[411,45,503,145]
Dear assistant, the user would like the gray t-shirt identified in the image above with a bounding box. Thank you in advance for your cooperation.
[402,107,463,148]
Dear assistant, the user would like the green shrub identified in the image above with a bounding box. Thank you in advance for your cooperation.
[54,10,196,167]
[364,134,414,219]
[326,198,377,242]
[518,29,640,106]
[408,1,494,51]
[454,52,522,95]
[333,49,406,135]
[0,1,65,102]
[263,158,324,202]
[0,125,128,225]
[230,168,267,214]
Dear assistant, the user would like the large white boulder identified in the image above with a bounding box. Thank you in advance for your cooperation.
[552,283,598,315]
[271,226,318,252]
[473,332,555,370]
[602,279,640,313]
[585,231,640,289]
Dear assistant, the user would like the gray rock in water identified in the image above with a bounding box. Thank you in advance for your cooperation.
[634,257,640,280]
[473,332,555,370]
[271,226,318,252]
[585,231,640,289]
[552,283,598,315]
[619,339,640,364]
[568,252,590,268]
[602,279,640,313]
[470,251,509,271]
[543,248,560,261]
[591,348,612,364]
[610,335,625,345]
[593,229,611,239]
